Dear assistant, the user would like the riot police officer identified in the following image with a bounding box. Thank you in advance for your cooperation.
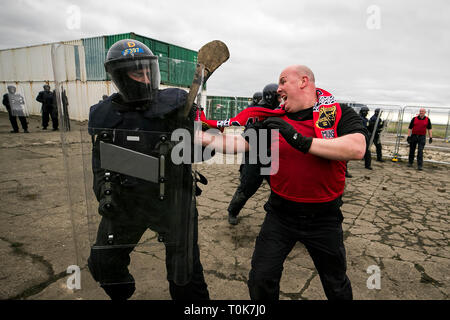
[2,85,29,133]
[248,91,262,107]
[87,39,209,300]
[227,83,280,225]
[359,106,372,170]
[36,84,58,130]
[368,108,385,162]
[258,83,281,109]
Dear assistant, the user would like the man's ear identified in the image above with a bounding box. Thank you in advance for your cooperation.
[298,76,307,89]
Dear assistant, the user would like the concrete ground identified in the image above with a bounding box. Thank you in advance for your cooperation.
[0,112,448,300]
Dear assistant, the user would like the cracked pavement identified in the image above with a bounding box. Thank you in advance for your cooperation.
[0,113,448,300]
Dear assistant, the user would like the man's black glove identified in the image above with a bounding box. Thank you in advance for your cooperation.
[263,117,313,153]
[407,136,411,144]
[429,137,433,144]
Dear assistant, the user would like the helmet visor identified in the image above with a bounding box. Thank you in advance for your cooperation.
[107,58,161,103]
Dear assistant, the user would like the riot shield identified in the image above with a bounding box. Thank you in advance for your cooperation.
[6,84,29,117]
[86,127,196,286]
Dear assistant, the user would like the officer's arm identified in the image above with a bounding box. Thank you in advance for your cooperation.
[36,92,43,103]
[308,132,366,161]
[198,130,249,153]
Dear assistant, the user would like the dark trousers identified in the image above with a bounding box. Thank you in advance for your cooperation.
[372,134,383,160]
[88,210,209,300]
[227,163,264,216]
[8,112,28,132]
[42,108,58,129]
[363,149,372,168]
[408,134,426,167]
[248,204,352,300]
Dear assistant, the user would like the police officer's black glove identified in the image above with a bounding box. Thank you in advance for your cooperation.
[429,137,433,144]
[263,117,313,153]
[407,136,411,144]
[194,171,208,196]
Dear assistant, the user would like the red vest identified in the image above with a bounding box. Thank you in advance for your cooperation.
[270,106,346,203]
[412,116,429,136]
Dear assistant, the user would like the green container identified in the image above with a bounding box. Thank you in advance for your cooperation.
[83,32,198,87]
[83,36,107,80]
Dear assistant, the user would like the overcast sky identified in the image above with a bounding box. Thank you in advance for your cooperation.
[1,0,449,108]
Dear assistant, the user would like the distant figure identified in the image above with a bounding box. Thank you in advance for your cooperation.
[407,108,432,170]
[359,106,372,170]
[248,91,262,108]
[2,85,29,133]
[368,108,385,162]
[36,85,58,130]
[227,84,280,225]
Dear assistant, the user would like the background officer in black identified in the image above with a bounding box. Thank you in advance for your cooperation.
[227,83,280,225]
[249,91,262,107]
[87,39,209,300]
[2,85,29,133]
[359,106,372,170]
[36,84,58,130]
[368,108,385,162]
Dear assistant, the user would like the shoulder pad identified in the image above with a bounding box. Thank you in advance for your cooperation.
[143,88,187,118]
[88,93,122,134]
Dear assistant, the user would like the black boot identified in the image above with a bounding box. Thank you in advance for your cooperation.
[228,212,238,225]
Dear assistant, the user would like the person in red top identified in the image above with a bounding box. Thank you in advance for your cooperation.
[407,108,432,170]
[201,65,367,300]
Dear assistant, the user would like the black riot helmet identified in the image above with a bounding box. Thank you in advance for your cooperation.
[359,105,369,117]
[252,92,262,105]
[104,39,160,103]
[260,83,279,109]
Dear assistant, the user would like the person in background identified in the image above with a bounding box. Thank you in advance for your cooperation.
[36,85,58,130]
[2,85,29,133]
[359,106,372,170]
[368,108,385,162]
[407,108,432,171]
[227,85,280,225]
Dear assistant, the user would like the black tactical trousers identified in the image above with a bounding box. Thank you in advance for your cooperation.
[248,203,352,300]
[373,135,382,160]
[42,108,58,129]
[8,112,28,132]
[227,163,264,217]
[88,210,209,300]
[363,148,372,168]
[408,134,426,167]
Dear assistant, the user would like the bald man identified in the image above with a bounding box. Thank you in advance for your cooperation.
[407,108,432,170]
[201,65,368,300]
